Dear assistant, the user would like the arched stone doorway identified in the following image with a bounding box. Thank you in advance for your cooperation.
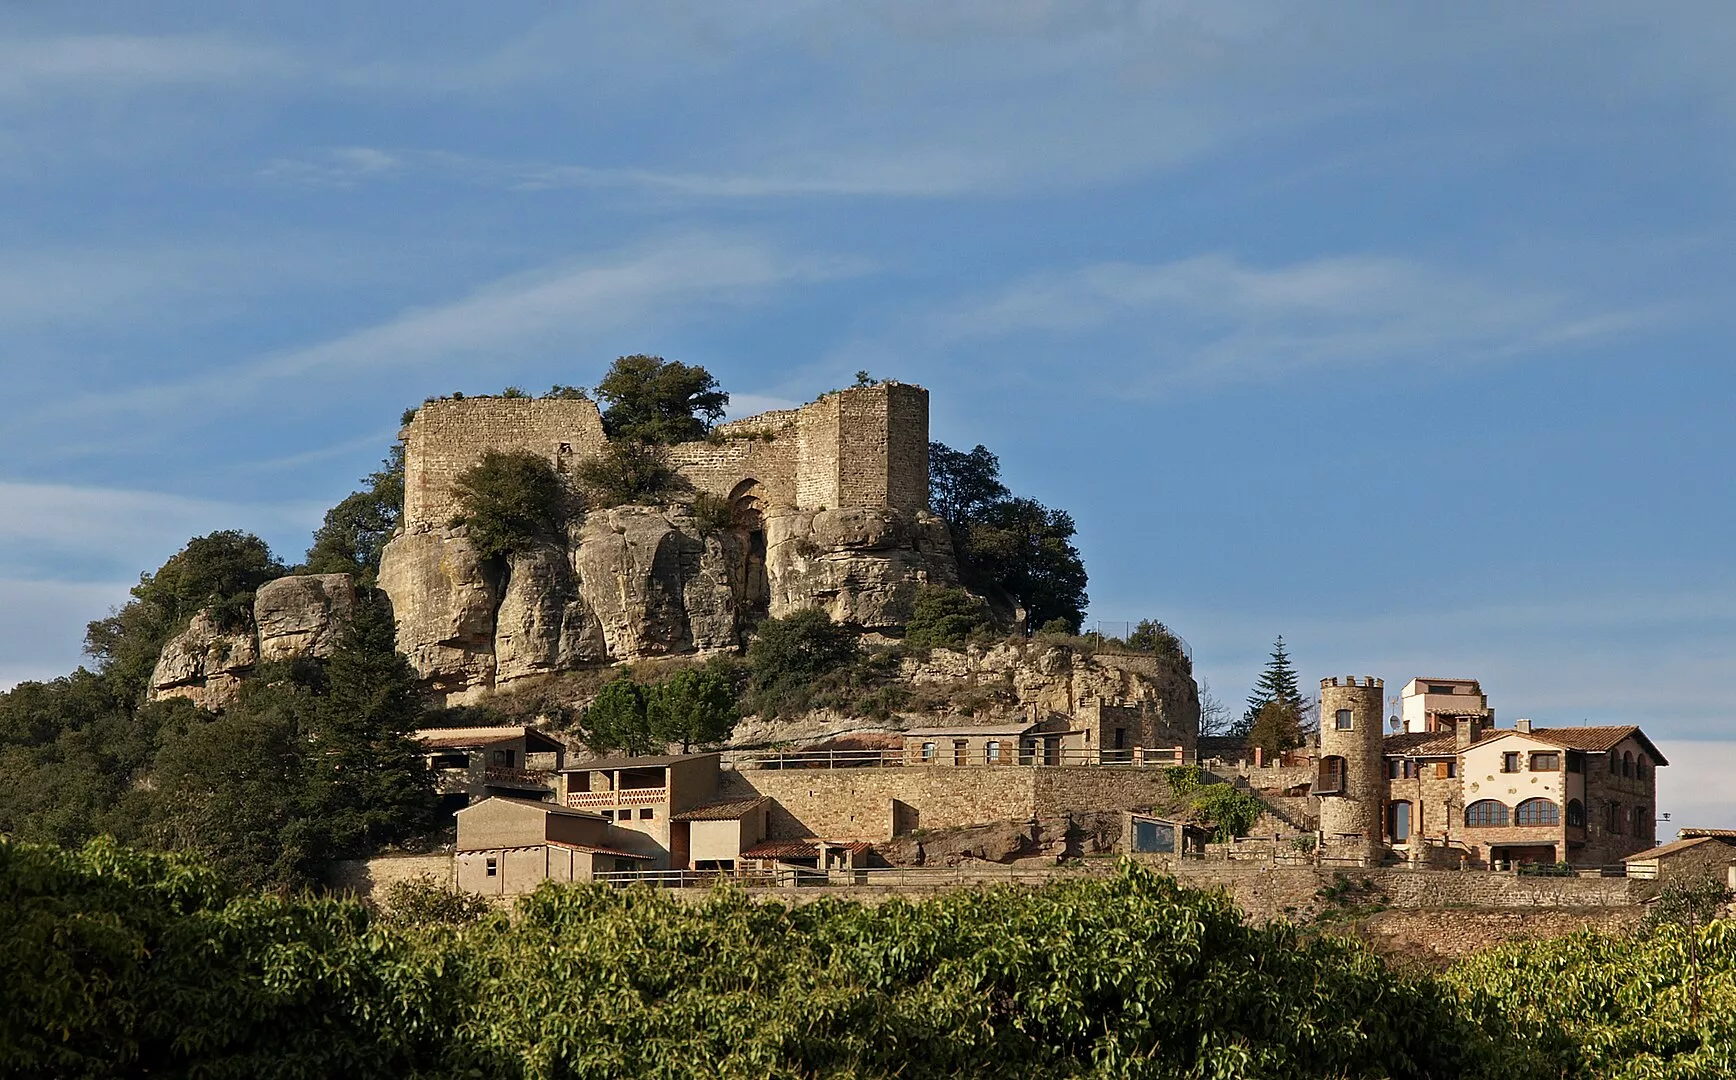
[727,479,770,618]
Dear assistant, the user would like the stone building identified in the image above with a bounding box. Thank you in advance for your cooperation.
[1398,677,1493,734]
[1317,677,1386,865]
[378,382,960,702]
[415,724,566,816]
[1623,829,1736,883]
[454,796,649,895]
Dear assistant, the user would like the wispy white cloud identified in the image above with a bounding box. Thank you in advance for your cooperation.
[0,34,285,98]
[928,254,1658,392]
[258,146,399,188]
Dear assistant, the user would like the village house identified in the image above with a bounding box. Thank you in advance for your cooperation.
[454,796,649,895]
[1623,828,1736,883]
[416,724,566,815]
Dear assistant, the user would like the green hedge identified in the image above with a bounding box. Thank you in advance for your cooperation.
[11,836,1733,1079]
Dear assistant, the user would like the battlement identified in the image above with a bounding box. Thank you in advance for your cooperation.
[399,381,930,531]
[1321,676,1383,689]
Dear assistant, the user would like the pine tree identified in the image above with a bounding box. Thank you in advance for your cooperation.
[1242,636,1301,728]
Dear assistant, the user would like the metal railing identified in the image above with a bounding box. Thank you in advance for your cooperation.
[565,787,669,810]
[723,746,1195,771]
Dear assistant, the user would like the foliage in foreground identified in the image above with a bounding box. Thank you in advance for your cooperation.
[4,840,1519,1080]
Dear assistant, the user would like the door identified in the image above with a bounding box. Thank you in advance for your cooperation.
[1388,801,1411,843]
[954,740,969,766]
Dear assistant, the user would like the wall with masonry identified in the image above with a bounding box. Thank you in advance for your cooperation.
[720,766,1040,841]
[402,398,608,529]
[326,853,455,897]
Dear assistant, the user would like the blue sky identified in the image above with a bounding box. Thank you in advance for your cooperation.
[2,3,1732,825]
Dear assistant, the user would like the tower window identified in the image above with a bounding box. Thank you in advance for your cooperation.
[1317,756,1346,794]
[1335,709,1354,731]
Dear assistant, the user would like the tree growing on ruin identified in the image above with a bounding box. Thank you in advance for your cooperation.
[575,440,688,507]
[928,440,1089,633]
[450,449,570,559]
[594,354,729,444]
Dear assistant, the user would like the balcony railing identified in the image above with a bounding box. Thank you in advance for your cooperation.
[482,766,554,790]
[566,787,668,810]
[721,746,1193,771]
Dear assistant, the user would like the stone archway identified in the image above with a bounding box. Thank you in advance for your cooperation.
[727,479,770,617]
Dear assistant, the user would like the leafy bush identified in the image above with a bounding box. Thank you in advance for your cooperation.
[1124,618,1191,671]
[904,584,992,649]
[1163,764,1204,799]
[1,845,1518,1079]
[744,609,861,719]
[689,490,735,533]
[575,439,688,507]
[1642,871,1734,933]
[378,873,491,926]
[1191,783,1266,841]
[450,449,571,559]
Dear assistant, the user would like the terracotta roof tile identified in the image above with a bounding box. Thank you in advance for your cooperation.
[740,839,875,860]
[1623,836,1716,862]
[1383,732,1458,756]
[671,797,769,822]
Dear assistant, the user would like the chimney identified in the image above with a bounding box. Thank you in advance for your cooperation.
[1515,718,1532,734]
[1455,716,1475,751]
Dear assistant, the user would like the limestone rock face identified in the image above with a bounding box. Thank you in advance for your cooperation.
[375,504,959,703]
[764,508,955,630]
[254,574,356,662]
[376,528,500,702]
[149,611,259,710]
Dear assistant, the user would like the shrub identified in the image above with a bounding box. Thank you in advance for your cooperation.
[744,609,860,718]
[1164,764,1204,799]
[450,449,570,560]
[689,491,735,533]
[1641,871,1734,933]
[378,873,491,926]
[1191,783,1266,842]
[575,440,687,507]
[904,585,992,649]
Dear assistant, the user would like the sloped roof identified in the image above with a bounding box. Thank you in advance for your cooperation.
[455,795,603,820]
[1623,836,1719,862]
[547,841,653,860]
[740,839,875,860]
[1383,732,1458,756]
[671,797,770,822]
[901,723,1036,737]
[1681,828,1736,839]
[1526,726,1668,765]
[417,725,566,753]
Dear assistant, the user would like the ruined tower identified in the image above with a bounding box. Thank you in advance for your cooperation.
[1317,676,1385,865]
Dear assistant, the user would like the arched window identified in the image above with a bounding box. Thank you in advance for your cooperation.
[1465,800,1509,827]
[1317,755,1346,795]
[1636,756,1648,781]
[1515,798,1559,826]
[1623,751,1634,779]
[1566,799,1585,828]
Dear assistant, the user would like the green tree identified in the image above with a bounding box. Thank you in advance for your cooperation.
[85,531,286,701]
[928,442,1010,530]
[1125,619,1190,671]
[1242,635,1302,730]
[744,609,860,717]
[904,585,991,649]
[303,445,405,584]
[575,439,687,506]
[450,449,570,559]
[299,593,438,857]
[581,676,656,756]
[1245,699,1306,760]
[594,354,728,444]
[1191,783,1266,841]
[646,668,739,753]
[963,497,1089,632]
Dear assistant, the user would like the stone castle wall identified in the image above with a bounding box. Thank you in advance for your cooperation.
[1318,677,1385,864]
[401,382,929,529]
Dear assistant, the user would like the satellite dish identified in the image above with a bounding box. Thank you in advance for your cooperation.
[1388,716,1402,731]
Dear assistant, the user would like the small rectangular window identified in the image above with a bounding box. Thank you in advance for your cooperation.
[485,857,498,877]
[1387,759,1402,779]
[1530,752,1559,772]
[1566,753,1583,774]
[491,749,513,766]
[639,808,654,820]
[985,740,1001,763]
[1335,709,1354,731]
[1435,761,1456,779]
[1502,752,1520,773]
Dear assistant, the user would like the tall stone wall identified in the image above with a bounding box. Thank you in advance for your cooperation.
[795,393,841,509]
[883,383,930,516]
[402,397,608,530]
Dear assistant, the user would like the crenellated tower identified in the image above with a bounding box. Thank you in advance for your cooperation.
[1317,675,1385,866]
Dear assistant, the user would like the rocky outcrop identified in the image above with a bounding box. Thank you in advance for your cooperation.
[148,611,258,710]
[255,574,356,661]
[149,573,362,709]
[377,503,958,704]
[764,508,957,629]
